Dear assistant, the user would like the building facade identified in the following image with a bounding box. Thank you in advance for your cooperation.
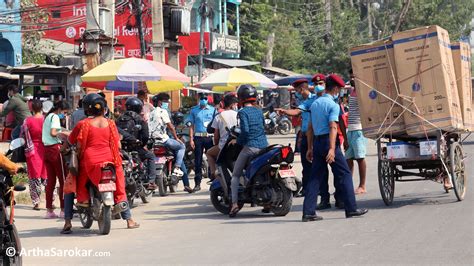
[0,0,22,66]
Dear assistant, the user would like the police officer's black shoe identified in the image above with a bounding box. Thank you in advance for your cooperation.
[316,202,331,210]
[302,214,323,222]
[193,185,201,192]
[345,208,368,218]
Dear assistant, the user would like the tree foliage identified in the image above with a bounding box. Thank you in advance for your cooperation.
[21,0,49,64]
[239,0,474,76]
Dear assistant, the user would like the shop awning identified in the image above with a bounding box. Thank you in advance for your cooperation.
[204,58,260,68]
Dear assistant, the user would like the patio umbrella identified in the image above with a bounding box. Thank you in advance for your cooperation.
[81,58,190,93]
[197,67,277,92]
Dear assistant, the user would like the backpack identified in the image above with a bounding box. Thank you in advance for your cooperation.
[117,111,141,140]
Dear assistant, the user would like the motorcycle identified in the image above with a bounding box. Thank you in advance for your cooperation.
[209,128,297,216]
[263,111,292,135]
[1,139,26,266]
[149,138,180,196]
[121,142,153,206]
[77,163,118,235]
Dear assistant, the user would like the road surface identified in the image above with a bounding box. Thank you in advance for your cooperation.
[14,134,474,265]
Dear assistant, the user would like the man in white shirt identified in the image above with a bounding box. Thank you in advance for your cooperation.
[149,93,188,189]
[206,93,239,181]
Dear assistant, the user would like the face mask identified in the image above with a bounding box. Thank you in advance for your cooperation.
[161,102,169,110]
[295,92,303,100]
[333,93,340,102]
[199,99,208,106]
[58,113,65,119]
[316,85,325,93]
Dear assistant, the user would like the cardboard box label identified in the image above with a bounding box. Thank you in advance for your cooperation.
[419,140,438,156]
[387,142,419,159]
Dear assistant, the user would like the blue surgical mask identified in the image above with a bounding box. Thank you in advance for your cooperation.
[161,102,169,110]
[199,99,208,106]
[58,113,65,119]
[316,85,325,93]
[295,92,303,100]
[333,93,340,102]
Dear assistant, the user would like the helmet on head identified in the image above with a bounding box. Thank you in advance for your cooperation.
[172,111,184,125]
[125,97,143,114]
[83,93,107,116]
[237,84,257,103]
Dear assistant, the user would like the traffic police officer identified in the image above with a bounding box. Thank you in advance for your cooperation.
[187,93,216,192]
[312,73,326,98]
[302,74,368,222]
[277,79,315,196]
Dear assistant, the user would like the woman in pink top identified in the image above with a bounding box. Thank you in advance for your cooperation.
[21,100,47,210]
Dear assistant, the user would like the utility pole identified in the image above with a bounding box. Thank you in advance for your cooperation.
[323,0,332,47]
[151,0,166,63]
[198,0,209,81]
[367,0,372,41]
[101,0,115,61]
[84,0,100,71]
[134,0,146,58]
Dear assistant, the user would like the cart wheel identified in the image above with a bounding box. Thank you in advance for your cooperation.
[449,142,466,201]
[378,159,395,206]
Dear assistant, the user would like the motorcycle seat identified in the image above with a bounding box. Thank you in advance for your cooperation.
[250,144,280,161]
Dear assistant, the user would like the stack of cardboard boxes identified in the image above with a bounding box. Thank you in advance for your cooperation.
[350,25,472,140]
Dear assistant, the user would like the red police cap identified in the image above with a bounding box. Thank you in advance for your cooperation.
[326,74,346,88]
[312,73,326,83]
[292,79,308,88]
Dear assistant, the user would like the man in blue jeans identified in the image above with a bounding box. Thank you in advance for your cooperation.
[149,93,192,193]
[186,93,215,192]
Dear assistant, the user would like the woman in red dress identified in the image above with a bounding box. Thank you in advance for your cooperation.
[21,100,47,210]
[68,93,139,229]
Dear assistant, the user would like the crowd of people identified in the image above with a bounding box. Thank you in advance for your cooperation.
[0,71,369,233]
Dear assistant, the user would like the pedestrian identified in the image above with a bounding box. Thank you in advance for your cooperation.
[1,84,31,139]
[302,74,368,222]
[21,99,47,210]
[344,70,368,194]
[229,85,268,217]
[149,93,192,193]
[137,89,154,122]
[42,100,70,219]
[206,93,239,182]
[186,93,216,192]
[70,98,87,129]
[276,79,315,197]
[68,93,139,230]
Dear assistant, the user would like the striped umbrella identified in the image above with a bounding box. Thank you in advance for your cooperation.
[81,58,190,93]
[197,67,277,92]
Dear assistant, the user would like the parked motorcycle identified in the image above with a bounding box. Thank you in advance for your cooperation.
[1,139,26,265]
[210,128,297,216]
[77,163,118,235]
[121,142,153,206]
[149,138,180,196]
[263,111,292,135]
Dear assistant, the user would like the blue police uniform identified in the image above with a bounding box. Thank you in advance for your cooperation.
[303,94,358,217]
[297,93,315,190]
[186,104,216,186]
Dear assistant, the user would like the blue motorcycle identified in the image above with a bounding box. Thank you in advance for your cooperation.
[210,129,297,216]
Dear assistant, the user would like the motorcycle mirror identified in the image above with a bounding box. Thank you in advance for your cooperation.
[9,138,25,150]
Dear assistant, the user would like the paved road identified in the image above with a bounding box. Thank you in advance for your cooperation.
[15,134,474,265]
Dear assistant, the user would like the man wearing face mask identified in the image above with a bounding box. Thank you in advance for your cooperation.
[149,93,192,193]
[186,93,216,192]
[303,74,368,222]
[312,73,326,98]
[276,79,315,197]
[1,84,31,139]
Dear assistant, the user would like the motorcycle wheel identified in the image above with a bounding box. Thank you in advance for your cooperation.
[272,182,293,216]
[169,184,177,193]
[210,189,243,215]
[79,210,93,229]
[140,186,153,203]
[1,224,22,266]
[277,120,292,135]
[156,173,167,197]
[98,205,112,235]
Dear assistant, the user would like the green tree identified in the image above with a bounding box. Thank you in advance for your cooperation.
[21,0,49,64]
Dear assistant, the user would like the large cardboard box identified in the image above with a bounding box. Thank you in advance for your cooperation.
[350,39,406,139]
[451,41,473,131]
[392,25,463,137]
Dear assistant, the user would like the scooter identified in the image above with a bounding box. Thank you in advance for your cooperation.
[210,127,298,216]
[77,163,117,235]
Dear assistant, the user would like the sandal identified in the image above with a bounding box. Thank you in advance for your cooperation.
[33,204,41,211]
[229,206,240,218]
[60,225,72,234]
[127,222,140,229]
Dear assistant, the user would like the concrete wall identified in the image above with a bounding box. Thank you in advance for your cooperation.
[0,0,22,66]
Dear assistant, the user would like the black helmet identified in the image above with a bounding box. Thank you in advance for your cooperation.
[223,92,238,108]
[172,111,184,125]
[125,97,143,114]
[83,93,107,116]
[237,84,257,103]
